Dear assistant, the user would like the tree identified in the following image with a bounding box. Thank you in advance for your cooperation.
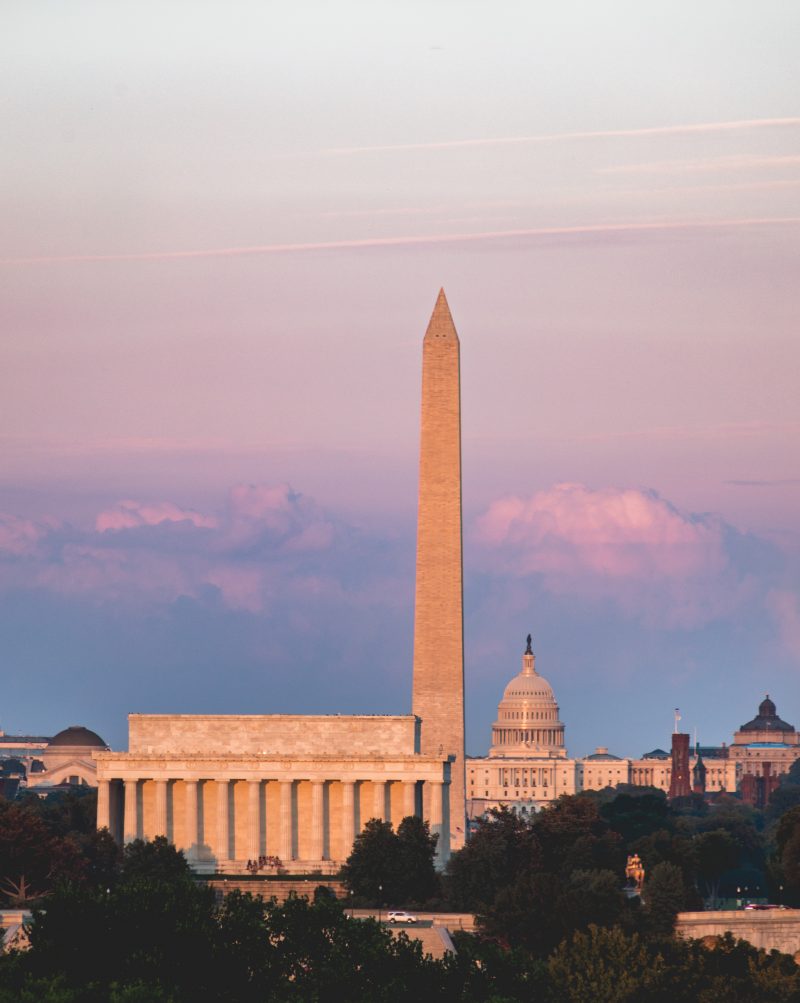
[480,870,563,955]
[601,792,672,845]
[444,807,538,911]
[548,925,670,1003]
[119,837,191,885]
[564,869,628,932]
[395,816,438,904]
[643,861,689,937]
[532,796,623,877]
[0,801,57,898]
[0,792,120,905]
[0,881,451,1001]
[341,816,439,907]
[341,818,400,905]
[480,868,627,957]
[694,829,740,906]
[775,805,800,905]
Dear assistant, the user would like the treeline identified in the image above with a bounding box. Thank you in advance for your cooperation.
[345,783,800,928]
[2,786,800,999]
[2,840,800,1001]
[0,789,116,907]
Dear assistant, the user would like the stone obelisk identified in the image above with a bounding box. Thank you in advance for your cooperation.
[412,288,466,858]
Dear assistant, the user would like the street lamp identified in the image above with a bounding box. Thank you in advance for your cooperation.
[378,884,383,924]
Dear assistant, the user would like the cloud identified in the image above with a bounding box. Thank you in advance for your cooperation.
[0,481,796,749]
[475,483,749,628]
[96,500,218,532]
[223,483,336,553]
[0,513,47,557]
[766,590,800,661]
[0,484,352,614]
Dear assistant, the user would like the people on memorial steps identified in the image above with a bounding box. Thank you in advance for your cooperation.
[245,854,282,873]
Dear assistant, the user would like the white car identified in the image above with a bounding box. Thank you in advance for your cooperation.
[387,910,418,924]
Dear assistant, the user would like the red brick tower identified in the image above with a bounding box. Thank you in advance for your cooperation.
[669,731,691,799]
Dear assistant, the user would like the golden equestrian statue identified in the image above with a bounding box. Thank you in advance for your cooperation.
[625,853,645,893]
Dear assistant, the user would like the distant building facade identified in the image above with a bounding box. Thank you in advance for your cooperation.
[0,725,107,794]
[467,645,798,820]
[731,696,799,808]
[27,726,108,791]
[466,638,576,818]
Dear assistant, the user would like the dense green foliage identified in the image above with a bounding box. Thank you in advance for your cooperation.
[341,815,439,906]
[775,806,800,906]
[548,926,800,1003]
[2,876,799,1001]
[0,789,117,905]
[442,789,782,942]
[1,787,799,1000]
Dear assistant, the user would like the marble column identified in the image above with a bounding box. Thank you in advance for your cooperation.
[123,779,138,844]
[154,779,168,838]
[279,780,293,862]
[429,780,446,866]
[216,780,230,862]
[247,780,260,860]
[97,779,111,831]
[402,780,416,820]
[310,781,325,860]
[184,780,198,856]
[372,780,386,822]
[341,781,355,859]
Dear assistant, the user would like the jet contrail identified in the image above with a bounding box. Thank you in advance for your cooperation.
[321,117,800,155]
[3,216,799,266]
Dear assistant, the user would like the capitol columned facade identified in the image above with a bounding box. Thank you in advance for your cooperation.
[467,639,799,820]
[467,638,576,817]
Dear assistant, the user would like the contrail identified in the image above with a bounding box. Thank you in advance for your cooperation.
[321,117,800,155]
[3,216,799,266]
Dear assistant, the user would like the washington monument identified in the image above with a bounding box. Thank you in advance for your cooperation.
[412,288,466,853]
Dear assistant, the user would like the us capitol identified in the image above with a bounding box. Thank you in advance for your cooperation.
[466,635,799,819]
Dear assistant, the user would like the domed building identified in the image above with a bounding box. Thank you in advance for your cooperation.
[466,637,578,820]
[27,725,109,790]
[730,695,800,808]
[489,638,567,758]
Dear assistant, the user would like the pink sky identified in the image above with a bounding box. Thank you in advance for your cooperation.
[0,1,798,753]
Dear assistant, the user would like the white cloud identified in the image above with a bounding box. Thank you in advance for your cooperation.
[766,589,800,661]
[475,483,747,628]
[0,513,46,556]
[96,500,217,532]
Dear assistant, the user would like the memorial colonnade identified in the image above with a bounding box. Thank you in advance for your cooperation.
[95,755,449,870]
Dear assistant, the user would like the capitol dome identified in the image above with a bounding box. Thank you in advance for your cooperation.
[489,636,567,758]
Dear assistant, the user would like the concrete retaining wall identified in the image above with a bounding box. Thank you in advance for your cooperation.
[676,909,800,958]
